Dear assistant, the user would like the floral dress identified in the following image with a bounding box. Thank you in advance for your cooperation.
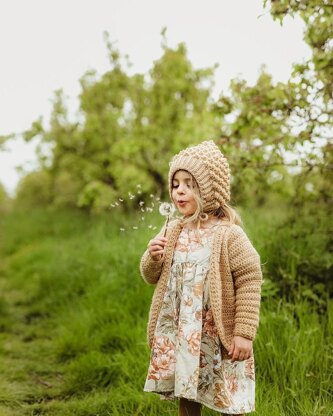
[143,221,256,414]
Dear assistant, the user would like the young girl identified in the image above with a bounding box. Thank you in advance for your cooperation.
[139,140,263,415]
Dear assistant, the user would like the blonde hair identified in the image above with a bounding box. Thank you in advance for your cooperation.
[171,171,242,236]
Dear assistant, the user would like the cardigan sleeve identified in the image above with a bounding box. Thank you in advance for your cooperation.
[228,224,263,341]
[139,219,172,285]
[139,248,164,285]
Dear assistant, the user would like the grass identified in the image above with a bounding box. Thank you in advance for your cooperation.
[0,205,332,415]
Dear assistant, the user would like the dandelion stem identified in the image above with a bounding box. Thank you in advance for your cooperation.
[163,215,169,238]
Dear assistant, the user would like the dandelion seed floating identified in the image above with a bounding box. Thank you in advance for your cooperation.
[159,202,176,238]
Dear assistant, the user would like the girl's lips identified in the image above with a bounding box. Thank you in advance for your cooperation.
[178,201,187,205]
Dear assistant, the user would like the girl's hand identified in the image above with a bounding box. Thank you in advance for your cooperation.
[228,336,253,362]
[147,236,168,261]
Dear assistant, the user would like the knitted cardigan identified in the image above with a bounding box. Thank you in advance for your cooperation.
[139,218,263,351]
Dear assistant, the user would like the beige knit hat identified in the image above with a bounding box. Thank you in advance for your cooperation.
[168,139,231,213]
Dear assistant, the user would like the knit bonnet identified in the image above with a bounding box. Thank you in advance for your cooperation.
[168,139,231,213]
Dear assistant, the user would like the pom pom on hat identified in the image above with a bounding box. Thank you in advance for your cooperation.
[168,139,231,213]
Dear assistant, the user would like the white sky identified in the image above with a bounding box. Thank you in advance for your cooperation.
[0,0,311,196]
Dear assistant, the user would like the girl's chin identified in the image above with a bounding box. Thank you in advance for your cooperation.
[182,211,195,217]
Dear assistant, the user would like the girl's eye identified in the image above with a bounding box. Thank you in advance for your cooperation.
[172,185,192,189]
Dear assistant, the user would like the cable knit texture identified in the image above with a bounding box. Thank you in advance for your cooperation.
[139,218,263,351]
[168,140,231,212]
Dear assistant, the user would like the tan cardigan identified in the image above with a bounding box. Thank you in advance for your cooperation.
[139,218,263,352]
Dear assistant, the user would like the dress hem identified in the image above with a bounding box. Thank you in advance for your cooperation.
[143,388,255,414]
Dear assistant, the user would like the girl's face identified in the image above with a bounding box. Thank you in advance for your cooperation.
[171,170,198,217]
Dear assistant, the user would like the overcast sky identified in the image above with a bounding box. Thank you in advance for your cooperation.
[0,0,311,196]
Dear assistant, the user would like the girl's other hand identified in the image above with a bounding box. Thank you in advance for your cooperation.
[147,237,168,261]
[228,336,253,362]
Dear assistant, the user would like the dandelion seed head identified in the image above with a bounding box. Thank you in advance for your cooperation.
[159,202,176,216]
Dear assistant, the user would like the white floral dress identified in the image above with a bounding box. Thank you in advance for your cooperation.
[143,221,256,414]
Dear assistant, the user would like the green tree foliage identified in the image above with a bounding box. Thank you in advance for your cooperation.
[265,0,333,103]
[16,18,330,213]
[14,170,53,207]
[20,30,219,212]
[258,0,333,300]
[263,0,332,212]
[0,182,11,213]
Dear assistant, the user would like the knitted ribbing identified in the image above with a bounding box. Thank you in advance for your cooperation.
[168,140,231,212]
[139,219,263,351]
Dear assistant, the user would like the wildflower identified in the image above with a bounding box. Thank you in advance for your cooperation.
[132,226,138,230]
[119,198,124,202]
[139,201,145,206]
[120,228,125,231]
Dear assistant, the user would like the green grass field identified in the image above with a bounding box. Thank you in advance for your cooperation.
[0,207,332,415]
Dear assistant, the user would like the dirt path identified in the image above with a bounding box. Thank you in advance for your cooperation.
[0,276,65,415]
